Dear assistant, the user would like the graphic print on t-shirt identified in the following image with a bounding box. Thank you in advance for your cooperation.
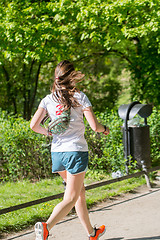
[56,104,63,115]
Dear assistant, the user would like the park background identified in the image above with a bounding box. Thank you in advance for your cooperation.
[0,0,160,235]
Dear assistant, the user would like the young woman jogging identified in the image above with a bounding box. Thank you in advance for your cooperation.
[30,60,109,240]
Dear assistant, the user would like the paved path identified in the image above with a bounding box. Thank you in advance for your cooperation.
[4,181,160,240]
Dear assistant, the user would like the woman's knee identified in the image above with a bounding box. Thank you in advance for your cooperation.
[77,185,86,201]
[64,185,83,204]
[64,192,79,205]
[64,171,85,204]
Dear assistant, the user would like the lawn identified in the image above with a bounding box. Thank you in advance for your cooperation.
[0,171,146,234]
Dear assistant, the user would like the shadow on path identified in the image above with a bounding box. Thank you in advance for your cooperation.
[106,236,160,240]
[90,187,160,214]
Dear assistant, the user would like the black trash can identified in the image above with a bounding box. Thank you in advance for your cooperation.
[122,125,151,168]
[118,101,152,172]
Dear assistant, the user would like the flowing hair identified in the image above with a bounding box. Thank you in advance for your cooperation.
[52,60,85,111]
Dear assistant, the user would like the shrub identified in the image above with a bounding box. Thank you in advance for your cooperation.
[85,109,125,173]
[0,107,159,182]
[85,107,160,173]
[148,108,160,167]
[0,110,52,181]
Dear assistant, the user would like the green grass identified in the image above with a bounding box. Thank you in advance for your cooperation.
[0,171,146,234]
[85,176,146,208]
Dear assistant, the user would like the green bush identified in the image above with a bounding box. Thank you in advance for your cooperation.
[148,108,160,167]
[0,107,160,182]
[85,109,125,173]
[86,108,160,173]
[0,110,52,181]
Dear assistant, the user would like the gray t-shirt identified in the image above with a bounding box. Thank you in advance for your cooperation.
[39,91,92,152]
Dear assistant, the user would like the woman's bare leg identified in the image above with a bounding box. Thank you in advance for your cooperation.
[58,171,93,235]
[75,185,93,235]
[46,171,85,231]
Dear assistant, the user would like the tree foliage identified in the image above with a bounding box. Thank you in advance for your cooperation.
[0,0,159,119]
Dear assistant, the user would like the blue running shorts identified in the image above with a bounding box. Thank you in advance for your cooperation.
[51,151,89,175]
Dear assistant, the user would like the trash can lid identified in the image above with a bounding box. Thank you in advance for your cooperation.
[118,103,152,120]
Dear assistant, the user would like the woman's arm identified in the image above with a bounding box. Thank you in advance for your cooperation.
[30,107,51,136]
[83,106,109,135]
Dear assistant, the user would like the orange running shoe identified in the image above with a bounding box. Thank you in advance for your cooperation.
[89,225,106,240]
[35,222,49,240]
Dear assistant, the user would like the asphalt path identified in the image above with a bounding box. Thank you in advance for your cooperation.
[4,180,160,240]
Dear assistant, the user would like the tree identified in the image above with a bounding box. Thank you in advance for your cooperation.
[75,0,160,104]
[0,1,59,119]
[0,0,159,119]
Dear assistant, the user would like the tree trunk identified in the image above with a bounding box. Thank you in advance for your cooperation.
[26,62,42,120]
[2,65,17,115]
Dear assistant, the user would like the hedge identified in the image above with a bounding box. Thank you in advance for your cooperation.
[0,108,159,181]
[0,110,52,181]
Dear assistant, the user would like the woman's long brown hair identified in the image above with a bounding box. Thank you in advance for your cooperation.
[52,60,85,111]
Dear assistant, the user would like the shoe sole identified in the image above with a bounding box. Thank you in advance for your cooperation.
[35,222,48,240]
